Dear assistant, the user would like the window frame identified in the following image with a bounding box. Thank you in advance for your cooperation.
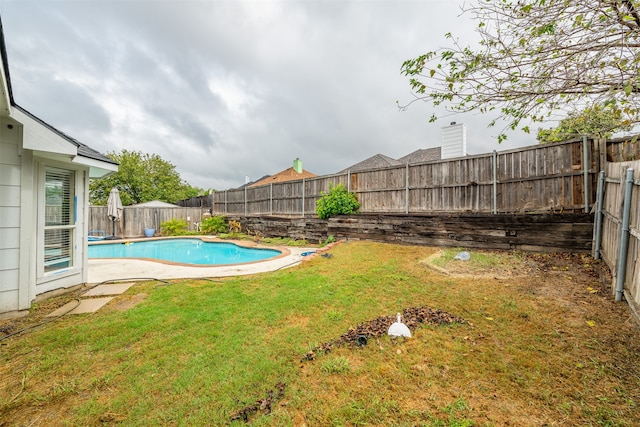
[40,166,77,275]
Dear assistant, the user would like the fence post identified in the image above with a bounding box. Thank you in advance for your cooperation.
[224,190,227,214]
[405,163,409,214]
[592,171,605,260]
[492,150,498,214]
[582,135,591,213]
[270,183,273,216]
[347,169,351,192]
[244,187,247,216]
[302,179,305,217]
[615,168,634,302]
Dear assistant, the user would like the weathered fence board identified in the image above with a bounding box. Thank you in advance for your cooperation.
[598,160,640,309]
[89,206,208,238]
[199,139,600,216]
[606,136,640,162]
[178,137,640,215]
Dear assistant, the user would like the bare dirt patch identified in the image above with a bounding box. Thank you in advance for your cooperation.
[0,285,148,340]
[108,293,149,311]
[0,293,81,340]
[421,248,539,278]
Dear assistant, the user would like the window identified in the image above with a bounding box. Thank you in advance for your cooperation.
[44,168,75,272]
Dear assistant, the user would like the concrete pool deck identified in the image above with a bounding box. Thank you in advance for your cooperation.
[88,246,316,284]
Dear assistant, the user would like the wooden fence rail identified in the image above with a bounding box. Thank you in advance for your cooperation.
[199,139,600,216]
[89,206,209,238]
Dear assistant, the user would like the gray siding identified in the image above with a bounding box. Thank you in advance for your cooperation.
[0,120,21,312]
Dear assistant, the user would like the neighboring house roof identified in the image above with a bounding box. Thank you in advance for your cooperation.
[248,167,317,188]
[339,148,443,174]
[129,200,180,208]
[340,153,402,173]
[237,175,270,189]
[397,147,442,164]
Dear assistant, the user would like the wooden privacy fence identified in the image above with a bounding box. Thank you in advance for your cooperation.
[592,160,640,313]
[205,139,601,216]
[89,206,209,238]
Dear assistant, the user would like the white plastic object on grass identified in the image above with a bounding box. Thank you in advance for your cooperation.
[388,313,412,338]
[453,251,471,261]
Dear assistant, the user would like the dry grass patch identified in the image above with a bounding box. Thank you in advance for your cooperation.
[1,242,639,426]
[422,247,536,278]
[283,245,640,426]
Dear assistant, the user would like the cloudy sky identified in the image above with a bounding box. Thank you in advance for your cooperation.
[1,0,536,190]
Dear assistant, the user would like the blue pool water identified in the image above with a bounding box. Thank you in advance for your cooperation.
[88,239,281,265]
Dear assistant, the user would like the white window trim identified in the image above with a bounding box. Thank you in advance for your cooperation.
[37,164,82,282]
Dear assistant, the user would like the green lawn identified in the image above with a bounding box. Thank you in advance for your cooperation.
[1,241,639,426]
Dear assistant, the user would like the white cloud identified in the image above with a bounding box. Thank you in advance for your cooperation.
[1,0,536,190]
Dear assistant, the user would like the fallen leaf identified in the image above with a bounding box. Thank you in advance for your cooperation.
[586,320,596,327]
[485,317,494,321]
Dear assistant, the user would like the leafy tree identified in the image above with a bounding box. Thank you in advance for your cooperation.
[401,1,640,142]
[316,184,360,219]
[537,104,633,143]
[90,150,202,205]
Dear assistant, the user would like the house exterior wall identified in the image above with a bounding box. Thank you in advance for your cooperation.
[0,22,117,317]
[0,116,92,316]
[0,117,22,313]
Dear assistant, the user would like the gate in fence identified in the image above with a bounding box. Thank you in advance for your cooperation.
[592,160,640,313]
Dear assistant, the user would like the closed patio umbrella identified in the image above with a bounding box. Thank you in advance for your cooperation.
[107,188,123,238]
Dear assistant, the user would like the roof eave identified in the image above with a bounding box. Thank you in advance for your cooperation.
[0,15,14,115]
[12,104,118,168]
[72,155,119,178]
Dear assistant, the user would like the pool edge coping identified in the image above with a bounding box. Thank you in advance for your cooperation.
[88,236,291,268]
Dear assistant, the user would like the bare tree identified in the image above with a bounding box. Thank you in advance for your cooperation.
[401,0,640,142]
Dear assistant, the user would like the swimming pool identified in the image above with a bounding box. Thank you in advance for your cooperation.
[88,239,282,266]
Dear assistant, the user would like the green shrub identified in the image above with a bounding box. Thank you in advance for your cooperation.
[160,218,189,236]
[321,234,336,246]
[315,184,360,219]
[200,215,228,234]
